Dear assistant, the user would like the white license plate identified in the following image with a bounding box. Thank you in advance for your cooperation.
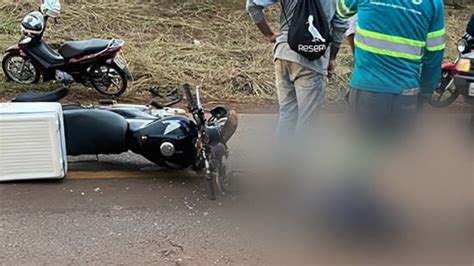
[114,55,127,69]
[469,83,474,96]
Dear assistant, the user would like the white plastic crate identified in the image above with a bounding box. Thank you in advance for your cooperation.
[0,102,67,181]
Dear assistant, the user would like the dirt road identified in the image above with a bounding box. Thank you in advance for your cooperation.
[0,114,472,265]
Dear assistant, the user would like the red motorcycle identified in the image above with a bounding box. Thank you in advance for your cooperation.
[2,8,131,96]
[429,39,472,107]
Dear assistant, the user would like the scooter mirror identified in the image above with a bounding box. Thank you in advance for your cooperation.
[41,0,61,18]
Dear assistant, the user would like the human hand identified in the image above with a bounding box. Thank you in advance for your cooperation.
[327,59,336,79]
[265,32,280,43]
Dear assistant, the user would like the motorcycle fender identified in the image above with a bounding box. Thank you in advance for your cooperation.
[110,60,132,80]
[121,66,133,80]
[442,63,457,73]
[5,44,22,55]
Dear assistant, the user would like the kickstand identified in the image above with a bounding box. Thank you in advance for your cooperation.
[95,155,100,162]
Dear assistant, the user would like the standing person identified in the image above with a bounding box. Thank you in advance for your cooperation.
[321,0,446,239]
[246,0,348,138]
[337,0,445,131]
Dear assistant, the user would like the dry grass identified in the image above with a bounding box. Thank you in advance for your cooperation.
[0,1,471,104]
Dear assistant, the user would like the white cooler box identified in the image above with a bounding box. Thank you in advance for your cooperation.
[0,102,67,181]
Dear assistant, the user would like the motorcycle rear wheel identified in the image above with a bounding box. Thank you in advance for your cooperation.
[90,63,127,97]
[2,52,40,84]
[429,70,459,108]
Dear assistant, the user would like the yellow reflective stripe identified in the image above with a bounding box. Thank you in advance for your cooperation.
[336,4,346,18]
[426,43,445,51]
[356,32,423,57]
[337,0,356,18]
[357,27,425,47]
[340,0,354,14]
[426,35,445,49]
[355,40,422,60]
[427,28,445,38]
[426,27,445,50]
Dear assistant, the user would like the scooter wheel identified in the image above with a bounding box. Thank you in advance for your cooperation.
[2,52,41,84]
[428,70,459,108]
[91,63,128,97]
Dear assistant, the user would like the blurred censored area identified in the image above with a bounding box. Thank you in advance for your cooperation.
[226,112,473,265]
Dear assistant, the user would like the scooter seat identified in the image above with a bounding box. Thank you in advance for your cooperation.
[58,39,111,59]
[12,87,68,102]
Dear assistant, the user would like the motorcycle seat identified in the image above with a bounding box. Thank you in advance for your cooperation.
[63,109,129,156]
[12,87,68,102]
[58,39,111,60]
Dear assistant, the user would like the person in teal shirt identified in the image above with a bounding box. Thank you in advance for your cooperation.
[338,0,445,131]
[318,0,446,240]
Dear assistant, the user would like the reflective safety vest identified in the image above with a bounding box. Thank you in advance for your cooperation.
[337,0,445,96]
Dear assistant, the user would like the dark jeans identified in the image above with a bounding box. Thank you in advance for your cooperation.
[348,89,418,137]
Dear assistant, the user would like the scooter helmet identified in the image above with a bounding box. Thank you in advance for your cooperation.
[41,0,61,18]
[21,11,45,37]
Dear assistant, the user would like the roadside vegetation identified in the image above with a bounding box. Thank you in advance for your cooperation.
[0,0,471,104]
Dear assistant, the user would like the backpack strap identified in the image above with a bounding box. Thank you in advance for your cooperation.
[280,0,293,29]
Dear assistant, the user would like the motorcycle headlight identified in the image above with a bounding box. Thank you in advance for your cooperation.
[456,58,471,72]
[457,39,468,53]
[208,107,238,144]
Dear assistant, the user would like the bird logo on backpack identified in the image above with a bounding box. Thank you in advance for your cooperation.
[307,15,326,43]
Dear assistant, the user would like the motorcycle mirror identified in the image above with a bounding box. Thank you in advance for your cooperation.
[195,85,203,109]
[41,0,61,18]
[457,39,468,54]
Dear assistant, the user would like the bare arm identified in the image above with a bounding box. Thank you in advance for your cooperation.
[256,18,280,43]
[246,0,280,43]
[327,11,349,78]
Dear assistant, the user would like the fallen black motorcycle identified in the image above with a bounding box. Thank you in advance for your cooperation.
[2,0,131,96]
[12,84,238,199]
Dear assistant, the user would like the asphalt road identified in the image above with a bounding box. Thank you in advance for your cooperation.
[1,114,473,265]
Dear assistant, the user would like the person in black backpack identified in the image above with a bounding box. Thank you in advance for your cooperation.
[246,0,348,139]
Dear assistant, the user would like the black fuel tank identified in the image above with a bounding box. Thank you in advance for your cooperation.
[130,116,198,169]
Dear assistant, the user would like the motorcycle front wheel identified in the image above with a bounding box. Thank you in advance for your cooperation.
[89,63,127,96]
[2,52,40,84]
[429,70,459,108]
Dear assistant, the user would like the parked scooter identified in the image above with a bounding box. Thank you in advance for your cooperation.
[429,38,473,107]
[452,42,474,132]
[11,84,239,200]
[454,42,474,103]
[2,0,131,96]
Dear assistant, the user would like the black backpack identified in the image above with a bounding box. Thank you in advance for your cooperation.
[282,0,332,60]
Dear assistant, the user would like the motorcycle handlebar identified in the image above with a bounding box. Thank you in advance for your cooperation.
[182,84,198,111]
[182,84,206,128]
